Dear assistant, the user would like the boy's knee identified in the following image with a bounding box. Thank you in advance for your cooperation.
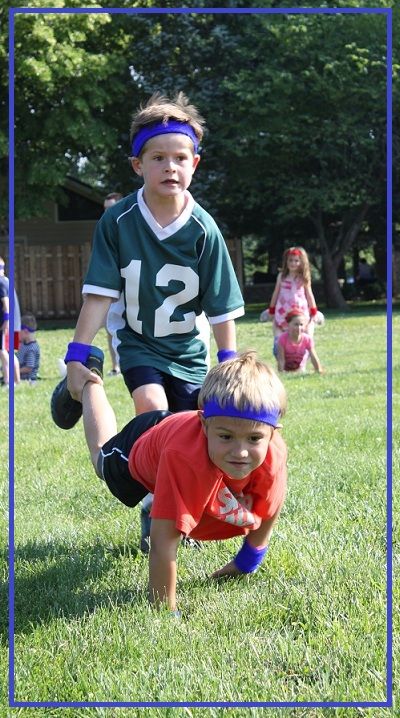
[92,449,103,479]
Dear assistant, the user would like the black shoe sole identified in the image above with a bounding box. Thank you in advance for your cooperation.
[50,347,104,430]
[50,377,83,430]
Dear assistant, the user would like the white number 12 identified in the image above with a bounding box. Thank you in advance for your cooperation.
[121,260,199,337]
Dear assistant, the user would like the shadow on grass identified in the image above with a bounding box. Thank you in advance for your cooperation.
[5,539,150,637]
[4,541,221,637]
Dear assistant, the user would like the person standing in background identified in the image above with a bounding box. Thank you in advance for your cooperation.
[102,192,124,376]
[0,257,9,385]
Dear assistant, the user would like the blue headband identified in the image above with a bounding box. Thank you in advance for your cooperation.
[21,324,35,332]
[202,399,280,428]
[131,121,200,157]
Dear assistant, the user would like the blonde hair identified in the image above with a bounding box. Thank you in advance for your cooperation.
[129,92,205,151]
[198,351,286,418]
[281,247,311,286]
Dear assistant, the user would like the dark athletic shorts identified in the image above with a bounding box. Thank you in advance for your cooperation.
[122,365,201,412]
[97,410,172,507]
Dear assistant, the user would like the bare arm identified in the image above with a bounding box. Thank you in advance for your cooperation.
[268,273,282,308]
[1,295,9,332]
[309,346,323,373]
[148,518,181,610]
[67,294,112,401]
[211,319,237,352]
[276,341,285,372]
[73,294,112,343]
[211,508,282,579]
[304,283,317,311]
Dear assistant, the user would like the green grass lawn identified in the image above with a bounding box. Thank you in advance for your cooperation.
[1,304,398,717]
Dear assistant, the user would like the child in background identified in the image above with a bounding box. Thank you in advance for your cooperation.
[266,247,318,354]
[79,351,287,615]
[0,257,10,385]
[51,92,244,550]
[5,288,22,384]
[17,313,40,382]
[277,309,323,374]
[102,191,123,376]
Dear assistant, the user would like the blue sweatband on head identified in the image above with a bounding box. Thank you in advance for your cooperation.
[64,341,92,364]
[217,349,237,363]
[21,324,35,332]
[234,539,268,574]
[202,399,280,428]
[132,120,200,157]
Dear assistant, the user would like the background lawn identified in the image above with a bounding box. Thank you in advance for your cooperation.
[1,304,398,717]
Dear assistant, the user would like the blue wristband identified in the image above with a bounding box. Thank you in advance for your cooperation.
[233,539,268,574]
[64,342,92,364]
[3,313,9,320]
[217,349,237,363]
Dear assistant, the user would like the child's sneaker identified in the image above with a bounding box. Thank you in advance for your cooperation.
[50,346,104,430]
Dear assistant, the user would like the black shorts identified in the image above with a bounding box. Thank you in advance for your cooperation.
[97,410,172,507]
[122,365,201,412]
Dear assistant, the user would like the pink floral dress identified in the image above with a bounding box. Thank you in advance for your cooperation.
[274,276,309,330]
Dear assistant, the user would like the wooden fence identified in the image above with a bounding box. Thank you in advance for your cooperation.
[1,237,245,320]
[1,243,91,319]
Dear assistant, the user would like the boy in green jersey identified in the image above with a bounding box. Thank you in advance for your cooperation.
[51,92,244,548]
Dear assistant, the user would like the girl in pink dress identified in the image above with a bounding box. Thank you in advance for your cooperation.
[266,247,318,355]
[277,309,323,374]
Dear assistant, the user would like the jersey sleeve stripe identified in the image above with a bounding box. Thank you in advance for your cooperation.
[82,284,120,299]
[208,307,245,324]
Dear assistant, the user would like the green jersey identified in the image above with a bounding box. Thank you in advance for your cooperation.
[83,188,244,382]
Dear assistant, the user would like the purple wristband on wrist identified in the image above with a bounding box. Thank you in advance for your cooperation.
[64,342,92,364]
[217,349,237,363]
[233,539,268,574]
[3,313,9,320]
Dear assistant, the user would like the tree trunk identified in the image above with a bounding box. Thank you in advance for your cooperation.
[312,209,348,309]
[312,203,370,308]
[393,248,400,298]
[321,251,349,309]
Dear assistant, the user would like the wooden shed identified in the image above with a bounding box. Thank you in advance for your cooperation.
[1,177,103,319]
[1,177,243,319]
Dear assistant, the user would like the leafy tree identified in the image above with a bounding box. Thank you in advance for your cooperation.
[207,10,391,306]
[2,1,397,306]
[1,0,141,220]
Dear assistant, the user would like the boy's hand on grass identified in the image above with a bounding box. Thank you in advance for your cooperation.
[210,559,243,579]
[67,362,103,402]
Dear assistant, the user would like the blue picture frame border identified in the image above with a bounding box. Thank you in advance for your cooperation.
[8,5,393,710]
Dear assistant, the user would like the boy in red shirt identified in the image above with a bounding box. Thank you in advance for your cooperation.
[81,350,287,615]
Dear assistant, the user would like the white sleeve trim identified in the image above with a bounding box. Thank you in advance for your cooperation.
[82,284,120,299]
[208,306,245,325]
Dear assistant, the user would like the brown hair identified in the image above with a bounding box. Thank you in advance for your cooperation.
[21,313,37,331]
[129,92,205,155]
[281,247,311,286]
[104,192,123,203]
[285,308,306,324]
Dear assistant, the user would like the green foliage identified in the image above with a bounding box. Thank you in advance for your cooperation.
[0,3,397,304]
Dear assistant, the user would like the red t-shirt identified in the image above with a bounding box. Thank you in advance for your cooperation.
[129,412,287,541]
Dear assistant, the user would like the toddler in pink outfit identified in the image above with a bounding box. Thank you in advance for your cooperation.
[277,309,323,374]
